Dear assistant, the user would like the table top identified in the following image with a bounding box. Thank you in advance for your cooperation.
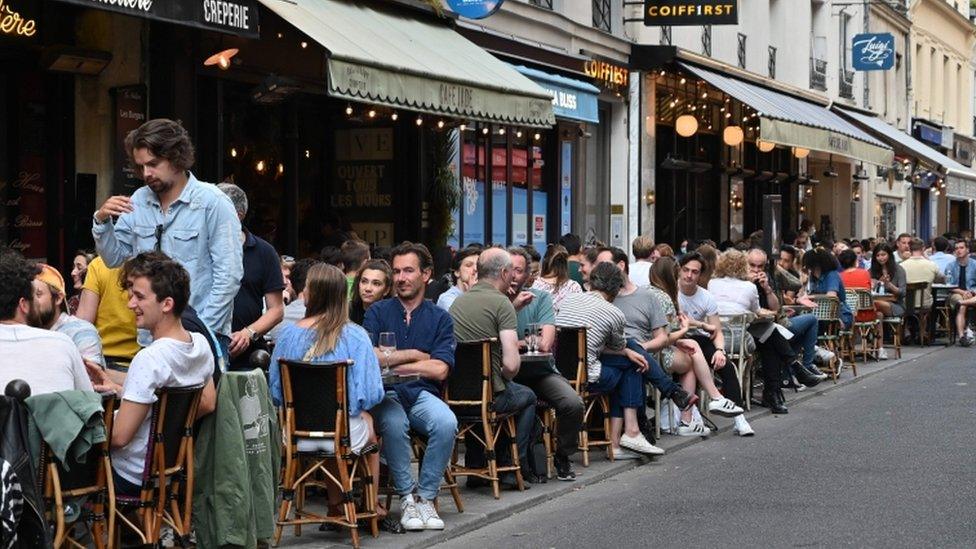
[871,293,895,302]
[520,351,553,362]
[381,372,420,386]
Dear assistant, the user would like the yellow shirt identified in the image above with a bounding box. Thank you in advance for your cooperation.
[82,257,139,362]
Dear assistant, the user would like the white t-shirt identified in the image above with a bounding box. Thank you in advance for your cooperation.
[677,286,719,336]
[112,332,213,485]
[707,278,760,315]
[628,261,653,288]
[0,324,93,395]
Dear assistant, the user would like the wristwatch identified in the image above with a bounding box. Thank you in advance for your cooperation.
[245,326,260,342]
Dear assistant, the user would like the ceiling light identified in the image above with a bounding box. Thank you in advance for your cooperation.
[204,48,238,70]
[723,126,744,147]
[676,115,699,137]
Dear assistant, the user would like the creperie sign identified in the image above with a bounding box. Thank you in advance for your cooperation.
[584,60,628,90]
[0,0,37,37]
[643,0,737,26]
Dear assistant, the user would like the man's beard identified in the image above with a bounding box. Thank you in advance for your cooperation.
[146,177,173,194]
[27,303,57,329]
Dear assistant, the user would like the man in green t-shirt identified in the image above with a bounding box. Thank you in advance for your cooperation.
[507,246,582,481]
[449,248,537,486]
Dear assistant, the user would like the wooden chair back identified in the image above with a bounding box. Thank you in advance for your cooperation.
[553,326,587,392]
[278,358,351,452]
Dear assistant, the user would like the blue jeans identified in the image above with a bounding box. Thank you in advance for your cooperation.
[788,313,818,369]
[372,390,458,501]
[625,339,680,397]
[591,353,644,418]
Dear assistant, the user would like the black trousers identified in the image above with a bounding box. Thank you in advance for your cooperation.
[755,330,796,388]
[687,333,744,407]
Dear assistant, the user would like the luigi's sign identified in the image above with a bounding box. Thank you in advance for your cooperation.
[643,0,737,26]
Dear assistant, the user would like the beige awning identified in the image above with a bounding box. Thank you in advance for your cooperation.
[679,62,893,166]
[258,0,555,127]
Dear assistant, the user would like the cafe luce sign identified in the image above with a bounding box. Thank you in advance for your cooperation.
[0,0,37,38]
[643,0,737,26]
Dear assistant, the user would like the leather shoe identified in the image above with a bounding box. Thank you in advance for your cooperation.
[761,388,788,414]
[669,388,700,411]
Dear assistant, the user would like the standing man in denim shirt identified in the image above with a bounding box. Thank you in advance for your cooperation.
[363,242,457,533]
[91,119,243,349]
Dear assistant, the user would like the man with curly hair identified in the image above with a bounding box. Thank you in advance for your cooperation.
[0,251,92,394]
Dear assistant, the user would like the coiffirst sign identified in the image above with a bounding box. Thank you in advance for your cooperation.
[643,0,737,26]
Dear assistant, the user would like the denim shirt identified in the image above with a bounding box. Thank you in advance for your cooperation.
[943,257,976,291]
[92,173,243,336]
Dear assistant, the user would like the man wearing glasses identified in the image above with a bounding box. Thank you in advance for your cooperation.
[91,119,243,351]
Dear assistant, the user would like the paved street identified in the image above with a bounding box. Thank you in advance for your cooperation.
[434,347,976,548]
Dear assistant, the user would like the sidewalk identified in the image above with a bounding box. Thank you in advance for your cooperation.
[276,344,945,548]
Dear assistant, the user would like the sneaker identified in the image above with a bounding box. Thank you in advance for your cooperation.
[618,433,665,456]
[733,415,755,437]
[612,447,644,460]
[805,364,829,381]
[414,496,444,530]
[965,327,974,340]
[814,346,836,365]
[554,453,577,481]
[399,494,425,531]
[676,420,711,437]
[707,397,744,417]
[960,336,974,348]
[669,388,700,411]
[877,347,889,360]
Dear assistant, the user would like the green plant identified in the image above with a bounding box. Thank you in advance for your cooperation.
[427,130,460,249]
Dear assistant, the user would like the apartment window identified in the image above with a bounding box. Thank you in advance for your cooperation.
[737,33,747,69]
[528,0,553,8]
[840,13,851,69]
[660,25,672,46]
[768,46,777,79]
[839,67,854,99]
[593,0,611,32]
[702,25,712,57]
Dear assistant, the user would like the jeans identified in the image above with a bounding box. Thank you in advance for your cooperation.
[625,339,681,397]
[465,382,537,473]
[372,390,458,501]
[788,313,818,370]
[522,374,583,458]
[591,354,644,418]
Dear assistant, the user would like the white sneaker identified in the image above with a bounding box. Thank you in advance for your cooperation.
[877,347,889,360]
[618,433,665,456]
[399,494,425,531]
[965,327,974,340]
[612,447,644,460]
[414,496,444,530]
[707,397,744,417]
[676,420,711,437]
[733,415,755,437]
[815,346,836,365]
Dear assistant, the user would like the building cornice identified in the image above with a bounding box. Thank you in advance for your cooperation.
[911,0,976,35]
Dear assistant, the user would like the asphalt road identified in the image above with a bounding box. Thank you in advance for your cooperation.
[433,347,976,548]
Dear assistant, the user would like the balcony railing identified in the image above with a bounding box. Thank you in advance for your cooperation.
[660,25,672,46]
[810,57,827,91]
[593,0,611,32]
[839,68,855,99]
[702,25,712,57]
[529,0,553,8]
[768,46,777,79]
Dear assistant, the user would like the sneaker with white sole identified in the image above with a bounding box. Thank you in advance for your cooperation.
[877,347,889,360]
[707,397,744,417]
[618,433,665,456]
[676,420,711,437]
[414,496,444,530]
[399,494,425,531]
[612,447,644,460]
[733,415,755,437]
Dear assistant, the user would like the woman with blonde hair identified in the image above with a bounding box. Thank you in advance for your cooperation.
[532,244,583,313]
[269,263,388,518]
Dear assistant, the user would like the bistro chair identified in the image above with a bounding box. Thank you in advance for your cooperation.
[554,326,614,467]
[40,393,115,549]
[446,339,525,500]
[719,313,755,412]
[932,285,956,345]
[274,359,378,548]
[850,289,879,364]
[810,295,843,382]
[113,385,204,548]
[903,282,932,346]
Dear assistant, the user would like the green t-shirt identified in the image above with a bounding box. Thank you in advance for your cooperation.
[449,281,518,393]
[347,275,355,300]
[568,260,584,288]
[516,288,556,338]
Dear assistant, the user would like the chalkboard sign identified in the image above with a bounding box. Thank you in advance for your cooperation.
[111,84,147,195]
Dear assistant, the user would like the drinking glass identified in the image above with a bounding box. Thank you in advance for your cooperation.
[526,323,539,353]
[378,332,396,374]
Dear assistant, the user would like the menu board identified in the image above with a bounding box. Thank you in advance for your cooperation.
[112,84,147,195]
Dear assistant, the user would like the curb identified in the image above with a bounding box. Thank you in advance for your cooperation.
[404,345,948,548]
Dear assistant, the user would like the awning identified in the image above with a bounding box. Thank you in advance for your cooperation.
[258,0,555,127]
[678,62,893,166]
[512,65,600,124]
[834,107,976,183]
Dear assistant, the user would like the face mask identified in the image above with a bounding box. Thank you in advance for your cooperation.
[680,247,687,254]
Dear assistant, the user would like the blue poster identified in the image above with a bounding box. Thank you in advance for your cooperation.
[560,142,573,236]
[462,177,485,245]
[445,0,504,19]
[513,187,528,245]
[492,182,508,245]
[852,33,895,71]
[533,191,548,245]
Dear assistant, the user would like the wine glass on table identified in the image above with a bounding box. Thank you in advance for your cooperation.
[378,332,396,375]
[526,323,539,354]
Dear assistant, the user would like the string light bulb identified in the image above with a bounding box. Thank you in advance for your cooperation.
[255,160,266,173]
[345,104,353,116]
[415,116,423,126]
[534,132,541,140]
[300,41,308,49]
[516,130,523,138]
[367,109,376,118]
[460,124,466,131]
[482,127,489,135]
[391,112,398,121]
[437,120,445,129]
[498,127,505,135]
[230,147,237,158]
[304,149,310,159]
[277,163,284,175]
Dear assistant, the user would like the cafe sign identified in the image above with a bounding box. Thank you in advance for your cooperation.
[51,0,259,38]
[643,0,737,26]
[852,33,895,71]
[584,59,629,92]
[0,0,36,38]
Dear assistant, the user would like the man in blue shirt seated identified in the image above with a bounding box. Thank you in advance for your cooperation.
[945,239,976,345]
[363,242,457,532]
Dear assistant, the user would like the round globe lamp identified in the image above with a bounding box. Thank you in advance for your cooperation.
[757,140,776,153]
[793,147,810,159]
[723,126,744,147]
[675,115,699,137]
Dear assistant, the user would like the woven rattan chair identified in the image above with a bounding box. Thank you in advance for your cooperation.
[903,282,932,346]
[274,359,378,548]
[553,326,613,467]
[850,289,879,365]
[447,339,524,499]
[810,295,843,382]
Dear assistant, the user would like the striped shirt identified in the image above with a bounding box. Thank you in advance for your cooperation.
[555,292,627,382]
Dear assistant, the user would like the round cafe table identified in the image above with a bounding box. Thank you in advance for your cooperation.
[381,371,420,388]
